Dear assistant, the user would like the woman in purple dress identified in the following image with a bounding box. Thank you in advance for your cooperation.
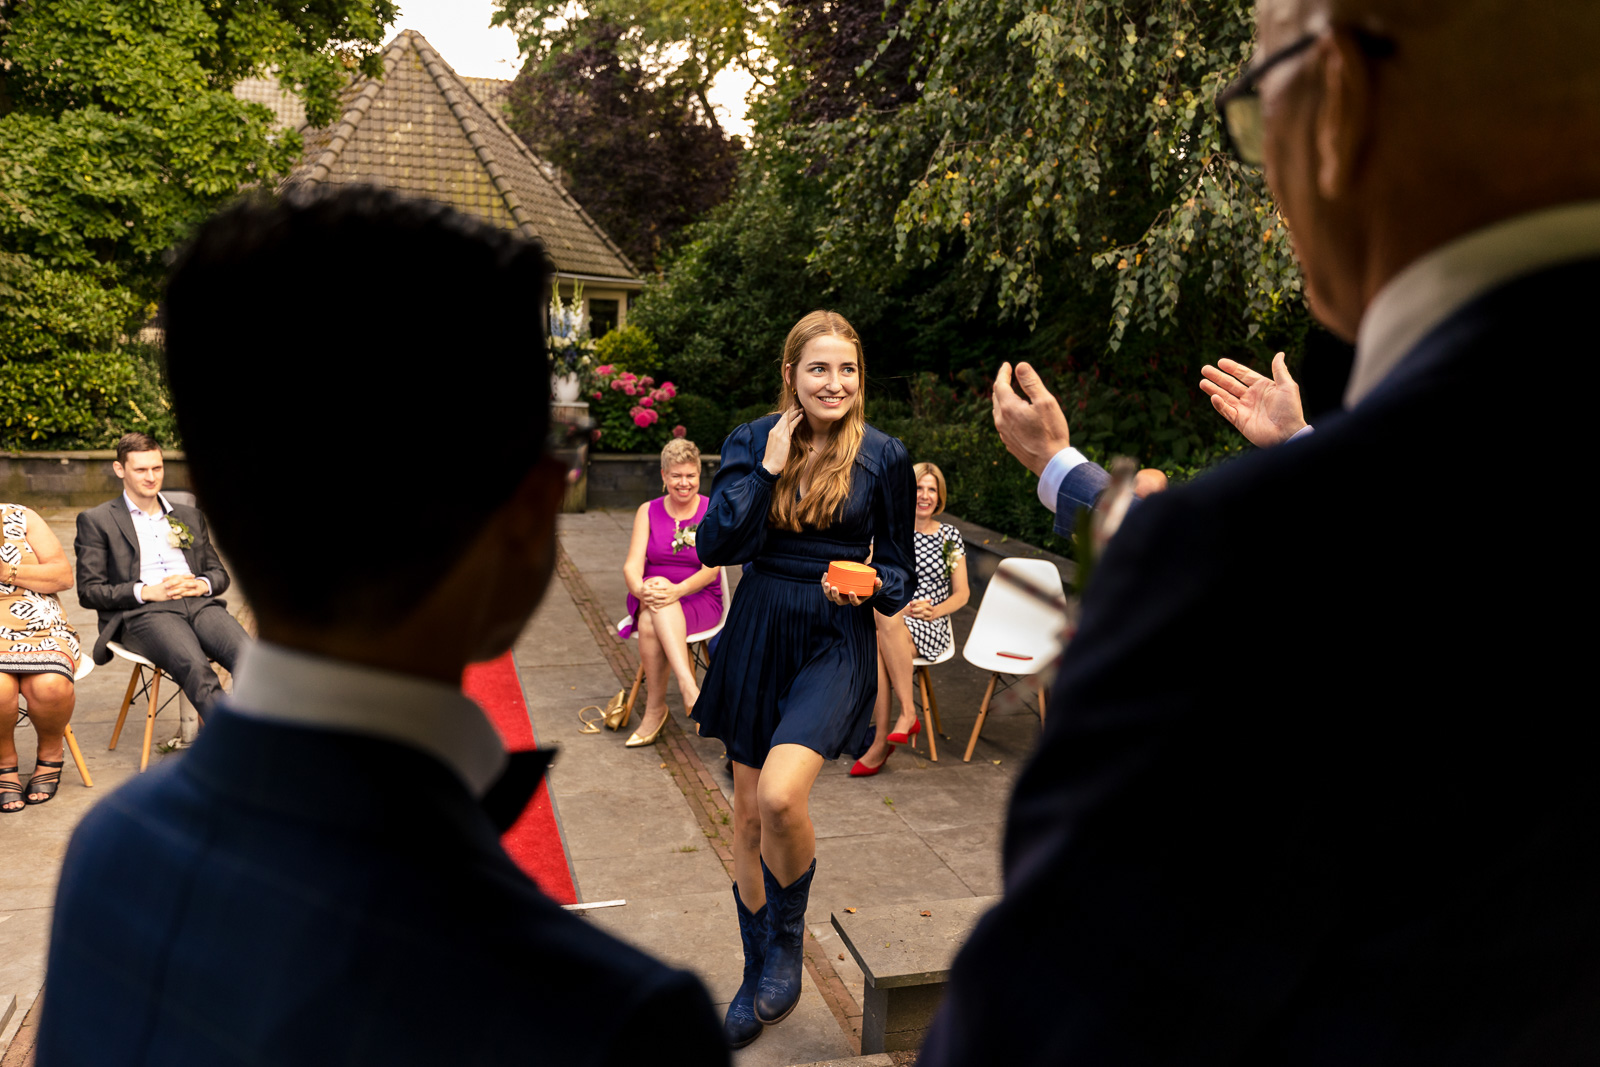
[619,437,724,747]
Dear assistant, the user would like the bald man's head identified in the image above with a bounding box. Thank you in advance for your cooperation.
[1250,0,1600,336]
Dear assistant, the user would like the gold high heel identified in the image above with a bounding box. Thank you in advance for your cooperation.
[625,710,667,747]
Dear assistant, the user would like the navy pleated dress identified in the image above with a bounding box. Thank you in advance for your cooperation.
[691,414,916,768]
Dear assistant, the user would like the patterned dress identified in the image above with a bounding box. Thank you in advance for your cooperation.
[0,503,81,679]
[904,522,964,660]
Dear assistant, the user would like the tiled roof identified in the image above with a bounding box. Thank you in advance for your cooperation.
[286,31,638,284]
[233,76,306,131]
[460,76,512,113]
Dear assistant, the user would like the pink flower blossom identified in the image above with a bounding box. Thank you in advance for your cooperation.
[595,364,614,376]
[660,382,677,398]
[671,424,687,438]
[623,384,638,396]
[638,396,653,408]
[610,379,626,391]
[619,371,637,382]
[646,409,660,425]
[640,376,655,387]
[592,390,603,400]
[593,428,603,441]
[632,411,652,428]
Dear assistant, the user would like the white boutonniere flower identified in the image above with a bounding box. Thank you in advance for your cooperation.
[166,516,194,550]
[670,520,699,554]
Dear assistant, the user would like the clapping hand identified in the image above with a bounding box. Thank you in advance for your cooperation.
[1198,353,1308,447]
[992,362,1071,476]
[822,575,882,607]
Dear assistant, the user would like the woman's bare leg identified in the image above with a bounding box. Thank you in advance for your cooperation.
[856,650,893,768]
[635,611,671,737]
[875,611,920,736]
[19,674,72,802]
[649,600,701,712]
[731,760,765,910]
[1,674,21,812]
[756,743,826,886]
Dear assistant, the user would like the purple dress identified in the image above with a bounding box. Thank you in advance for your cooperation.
[619,495,723,639]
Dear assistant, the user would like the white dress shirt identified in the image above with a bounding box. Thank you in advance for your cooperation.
[229,640,509,797]
[1035,199,1600,511]
[126,492,211,601]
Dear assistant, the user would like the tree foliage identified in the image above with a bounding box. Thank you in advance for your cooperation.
[0,0,395,449]
[810,0,1302,345]
[492,0,773,132]
[505,23,741,272]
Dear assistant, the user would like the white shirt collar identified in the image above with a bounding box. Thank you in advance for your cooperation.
[124,490,173,518]
[228,641,508,798]
[1349,199,1600,406]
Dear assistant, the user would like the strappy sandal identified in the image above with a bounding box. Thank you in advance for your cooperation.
[25,758,63,806]
[1,766,24,814]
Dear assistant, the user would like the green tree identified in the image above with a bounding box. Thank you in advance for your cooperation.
[0,0,395,449]
[812,0,1301,345]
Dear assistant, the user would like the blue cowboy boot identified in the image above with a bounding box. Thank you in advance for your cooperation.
[724,883,768,1048]
[755,857,816,1024]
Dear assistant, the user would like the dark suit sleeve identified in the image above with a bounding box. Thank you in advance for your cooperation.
[601,967,729,1067]
[186,509,230,597]
[697,421,775,568]
[922,491,1339,1066]
[867,434,916,615]
[74,509,142,611]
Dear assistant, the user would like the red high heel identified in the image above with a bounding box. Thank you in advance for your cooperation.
[849,746,894,777]
[886,719,922,745]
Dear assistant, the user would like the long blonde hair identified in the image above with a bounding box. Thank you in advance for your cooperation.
[769,311,866,532]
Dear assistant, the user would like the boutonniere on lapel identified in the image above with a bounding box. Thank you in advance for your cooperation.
[165,516,194,550]
[670,520,699,554]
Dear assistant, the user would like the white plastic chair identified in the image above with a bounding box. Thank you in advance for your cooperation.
[16,655,96,788]
[615,567,731,726]
[960,557,1068,762]
[106,640,199,773]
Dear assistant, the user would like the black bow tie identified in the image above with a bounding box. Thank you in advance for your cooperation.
[481,747,557,833]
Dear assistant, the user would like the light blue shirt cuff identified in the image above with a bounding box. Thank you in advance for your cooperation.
[1037,447,1089,513]
[1288,424,1314,442]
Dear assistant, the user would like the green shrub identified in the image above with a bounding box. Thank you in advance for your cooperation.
[672,393,731,453]
[593,325,661,376]
[0,347,178,450]
[584,364,681,453]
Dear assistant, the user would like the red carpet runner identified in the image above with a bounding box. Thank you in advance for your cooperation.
[462,652,578,905]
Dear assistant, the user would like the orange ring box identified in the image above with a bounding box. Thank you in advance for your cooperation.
[827,561,878,598]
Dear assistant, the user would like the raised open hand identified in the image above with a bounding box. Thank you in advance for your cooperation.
[1198,352,1308,448]
[762,406,805,476]
[992,362,1071,476]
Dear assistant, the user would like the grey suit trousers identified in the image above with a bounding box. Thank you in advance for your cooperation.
[117,599,247,718]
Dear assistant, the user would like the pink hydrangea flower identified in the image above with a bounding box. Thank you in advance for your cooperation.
[660,382,677,398]
[632,411,652,428]
[619,371,636,382]
[610,379,626,391]
[647,409,660,425]
[595,364,614,376]
[640,376,655,387]
[623,384,637,396]
[638,396,653,408]
[671,424,687,438]
[593,428,603,441]
[592,390,603,400]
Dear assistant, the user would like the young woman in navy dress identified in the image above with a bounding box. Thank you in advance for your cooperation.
[692,310,915,1048]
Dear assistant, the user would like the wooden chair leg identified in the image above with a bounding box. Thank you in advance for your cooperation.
[63,725,93,788]
[623,658,645,728]
[139,671,162,773]
[925,668,945,736]
[1037,681,1047,725]
[917,667,938,762]
[964,673,999,762]
[108,664,141,751]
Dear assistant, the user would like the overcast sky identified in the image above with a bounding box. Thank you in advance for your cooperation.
[388,0,753,136]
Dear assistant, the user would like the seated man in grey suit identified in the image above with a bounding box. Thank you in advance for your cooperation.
[73,433,248,719]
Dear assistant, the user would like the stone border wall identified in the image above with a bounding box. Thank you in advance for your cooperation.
[2,451,194,507]
[586,453,723,509]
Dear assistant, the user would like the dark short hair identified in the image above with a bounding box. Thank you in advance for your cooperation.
[115,433,161,465]
[163,186,554,627]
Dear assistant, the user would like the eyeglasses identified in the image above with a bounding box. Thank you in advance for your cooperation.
[1216,29,1395,166]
